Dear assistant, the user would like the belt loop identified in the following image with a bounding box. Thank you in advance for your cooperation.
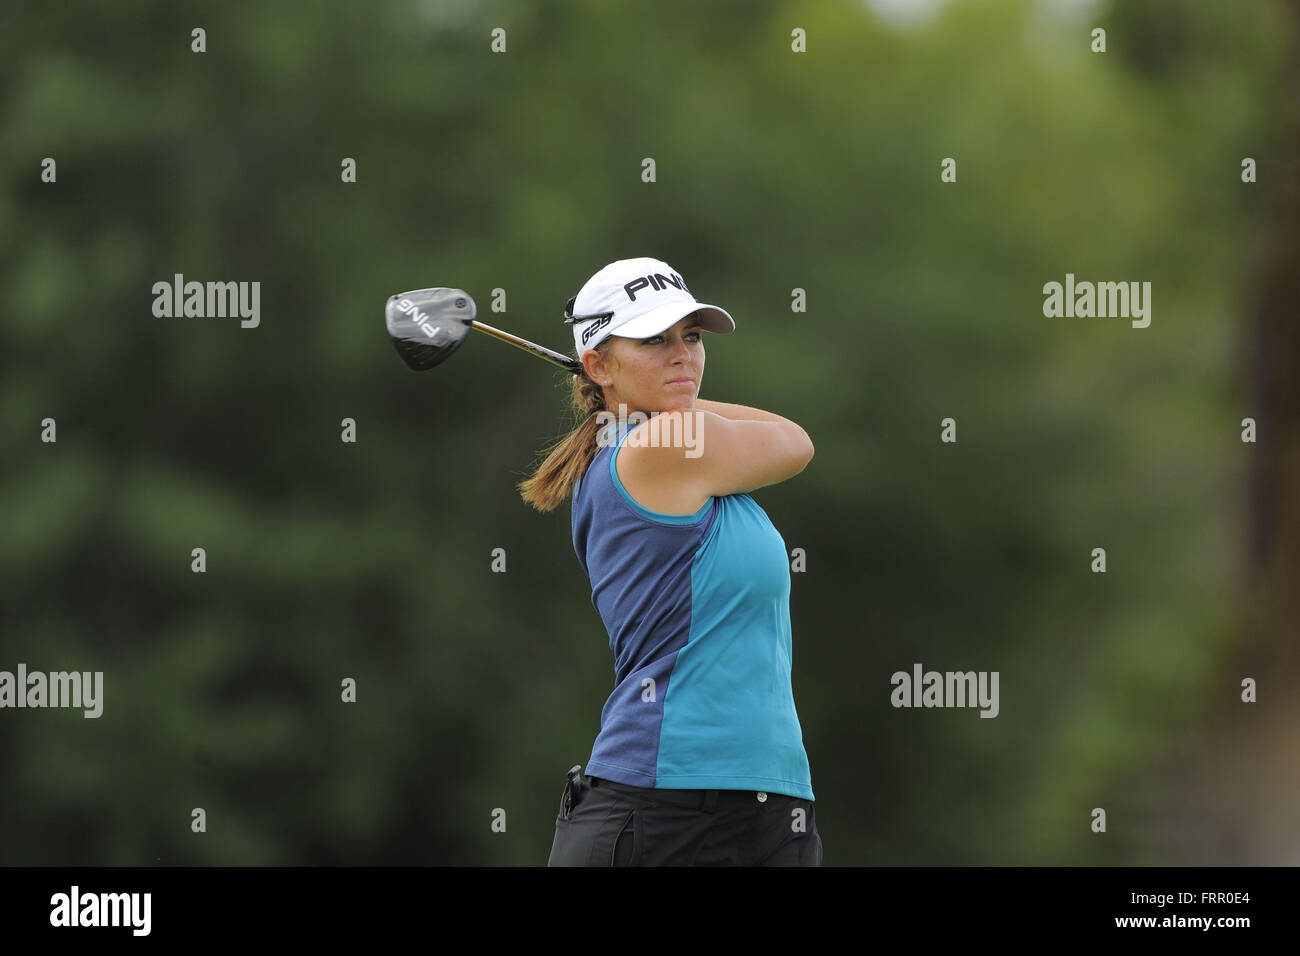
[702,789,719,812]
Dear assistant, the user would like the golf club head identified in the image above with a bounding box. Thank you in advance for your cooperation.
[386,287,476,371]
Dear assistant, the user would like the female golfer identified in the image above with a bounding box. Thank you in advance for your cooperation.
[519,256,821,866]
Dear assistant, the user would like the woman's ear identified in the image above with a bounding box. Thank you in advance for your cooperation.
[581,350,606,384]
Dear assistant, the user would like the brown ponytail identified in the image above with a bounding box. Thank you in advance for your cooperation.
[517,341,611,513]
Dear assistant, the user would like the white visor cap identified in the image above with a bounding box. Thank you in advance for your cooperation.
[567,257,735,358]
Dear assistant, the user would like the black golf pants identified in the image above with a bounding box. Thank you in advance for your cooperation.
[547,766,822,866]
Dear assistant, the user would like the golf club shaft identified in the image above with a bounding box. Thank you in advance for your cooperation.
[471,320,582,374]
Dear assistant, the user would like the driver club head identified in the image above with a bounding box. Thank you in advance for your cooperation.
[386,287,476,371]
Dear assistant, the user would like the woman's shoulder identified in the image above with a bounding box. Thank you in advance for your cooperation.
[613,435,714,519]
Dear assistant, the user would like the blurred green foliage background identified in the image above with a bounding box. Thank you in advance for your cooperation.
[1,0,1296,865]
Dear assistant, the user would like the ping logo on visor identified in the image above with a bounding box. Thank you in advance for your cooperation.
[623,271,689,301]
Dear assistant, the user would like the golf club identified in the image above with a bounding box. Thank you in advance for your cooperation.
[385,287,582,374]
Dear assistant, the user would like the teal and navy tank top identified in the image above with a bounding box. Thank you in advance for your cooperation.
[570,418,814,800]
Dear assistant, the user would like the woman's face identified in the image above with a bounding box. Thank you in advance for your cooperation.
[585,314,705,414]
